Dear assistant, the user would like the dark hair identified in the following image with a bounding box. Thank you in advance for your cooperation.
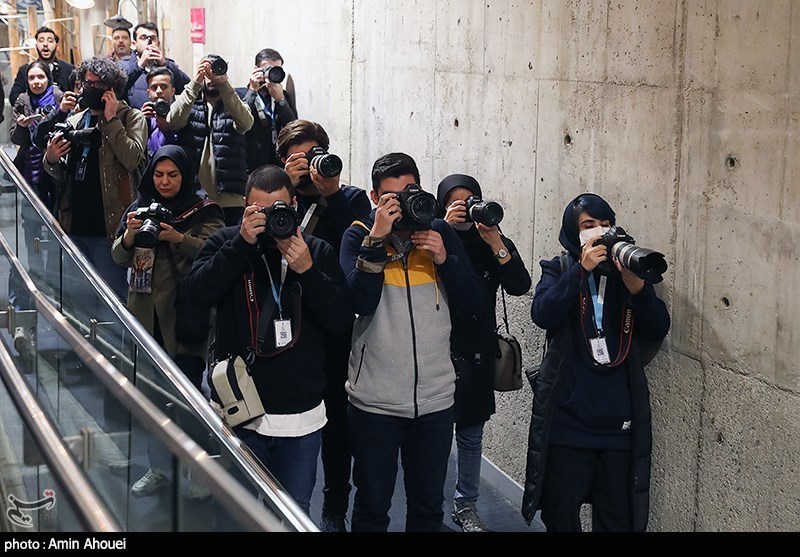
[146,67,175,86]
[572,193,616,227]
[35,26,59,43]
[75,56,128,97]
[371,153,420,192]
[111,27,131,39]
[245,165,295,199]
[133,22,159,41]
[26,60,53,87]
[254,48,283,67]
[275,120,329,160]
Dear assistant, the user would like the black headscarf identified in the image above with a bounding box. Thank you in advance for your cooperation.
[559,193,616,260]
[117,145,223,237]
[436,173,482,218]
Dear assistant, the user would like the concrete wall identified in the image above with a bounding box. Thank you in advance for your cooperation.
[154,0,799,531]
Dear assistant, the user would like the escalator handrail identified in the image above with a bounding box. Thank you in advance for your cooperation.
[0,147,316,531]
[0,328,122,531]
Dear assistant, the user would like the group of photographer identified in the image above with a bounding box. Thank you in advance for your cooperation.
[2,22,672,534]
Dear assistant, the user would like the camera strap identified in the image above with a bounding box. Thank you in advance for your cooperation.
[74,111,93,182]
[579,269,634,367]
[300,195,327,236]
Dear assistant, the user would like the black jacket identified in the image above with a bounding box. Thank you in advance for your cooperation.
[187,227,354,416]
[9,59,75,106]
[177,96,249,197]
[296,185,372,255]
[237,87,297,173]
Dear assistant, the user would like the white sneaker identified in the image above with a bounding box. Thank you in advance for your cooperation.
[131,468,169,497]
[184,482,211,500]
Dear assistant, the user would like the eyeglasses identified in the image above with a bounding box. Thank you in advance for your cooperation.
[82,78,108,90]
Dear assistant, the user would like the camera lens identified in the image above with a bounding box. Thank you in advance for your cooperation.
[469,200,504,227]
[136,220,160,248]
[153,99,170,117]
[310,153,343,178]
[408,194,437,225]
[265,65,285,83]
[611,242,667,283]
[207,55,228,75]
[266,206,298,239]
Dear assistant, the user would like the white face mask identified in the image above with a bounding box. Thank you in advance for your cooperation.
[452,222,474,232]
[579,225,610,247]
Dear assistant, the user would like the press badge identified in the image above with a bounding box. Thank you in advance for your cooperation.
[590,337,611,364]
[274,319,292,348]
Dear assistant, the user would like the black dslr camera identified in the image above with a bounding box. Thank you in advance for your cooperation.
[205,54,228,76]
[134,202,175,248]
[153,98,170,117]
[259,200,298,241]
[49,122,101,149]
[593,226,668,283]
[394,184,439,231]
[305,146,343,178]
[464,196,504,227]
[262,65,285,84]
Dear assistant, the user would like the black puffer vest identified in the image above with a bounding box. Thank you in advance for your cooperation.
[177,97,248,196]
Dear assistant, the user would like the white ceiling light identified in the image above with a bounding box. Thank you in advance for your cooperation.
[66,0,96,9]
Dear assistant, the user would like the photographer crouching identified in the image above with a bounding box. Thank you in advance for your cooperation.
[522,193,670,532]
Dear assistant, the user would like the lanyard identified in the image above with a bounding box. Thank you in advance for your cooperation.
[588,273,607,336]
[262,255,288,319]
[254,93,275,124]
[81,111,93,158]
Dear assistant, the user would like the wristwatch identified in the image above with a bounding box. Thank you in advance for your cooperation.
[494,247,509,260]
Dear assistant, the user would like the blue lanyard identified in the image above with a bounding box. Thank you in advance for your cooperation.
[588,274,607,336]
[254,94,275,125]
[262,255,287,318]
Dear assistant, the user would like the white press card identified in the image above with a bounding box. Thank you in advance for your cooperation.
[274,319,292,348]
[590,337,611,364]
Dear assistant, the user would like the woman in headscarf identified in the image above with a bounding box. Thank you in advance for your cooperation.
[436,174,532,532]
[112,144,225,499]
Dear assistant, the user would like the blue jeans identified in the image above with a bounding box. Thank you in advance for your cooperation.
[348,404,454,532]
[454,421,485,506]
[234,427,321,515]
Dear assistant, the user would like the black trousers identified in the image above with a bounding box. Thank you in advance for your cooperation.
[539,444,633,532]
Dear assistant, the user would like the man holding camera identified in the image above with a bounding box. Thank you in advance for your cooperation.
[121,22,190,109]
[168,55,254,227]
[140,67,178,160]
[186,165,353,516]
[9,26,76,106]
[240,48,297,173]
[338,152,483,532]
[522,193,670,532]
[42,56,147,302]
[276,119,370,531]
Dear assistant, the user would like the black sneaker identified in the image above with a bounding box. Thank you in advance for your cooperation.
[320,512,347,532]
[451,502,490,532]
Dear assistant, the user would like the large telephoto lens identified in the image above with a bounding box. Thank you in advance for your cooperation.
[611,242,668,283]
[310,153,343,178]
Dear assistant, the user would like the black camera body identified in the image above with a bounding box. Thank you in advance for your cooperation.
[259,200,298,241]
[464,196,504,227]
[593,225,668,283]
[134,202,175,249]
[49,122,101,149]
[305,146,343,179]
[153,98,170,117]
[205,54,228,76]
[262,65,285,84]
[394,184,439,231]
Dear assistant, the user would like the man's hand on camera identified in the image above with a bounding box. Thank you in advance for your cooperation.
[615,258,645,295]
[248,66,265,91]
[59,91,77,114]
[240,204,266,245]
[411,230,447,265]
[194,59,211,83]
[158,222,184,244]
[444,200,467,226]
[44,132,71,164]
[283,152,308,187]
[266,81,285,102]
[372,192,402,238]
[102,89,119,121]
[141,101,156,119]
[579,234,607,272]
[276,227,312,274]
[121,211,143,250]
[309,166,340,197]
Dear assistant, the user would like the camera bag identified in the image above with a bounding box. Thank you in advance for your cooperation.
[209,356,265,428]
[494,287,524,392]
